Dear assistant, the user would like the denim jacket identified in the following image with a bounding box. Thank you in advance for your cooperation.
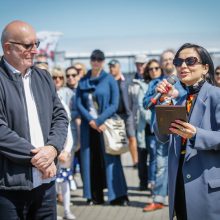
[143,75,186,132]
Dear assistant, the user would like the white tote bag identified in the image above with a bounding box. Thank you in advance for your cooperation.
[103,115,129,155]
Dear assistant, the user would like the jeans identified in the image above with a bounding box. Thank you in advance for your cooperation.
[146,135,157,184]
[153,141,168,204]
[0,181,57,220]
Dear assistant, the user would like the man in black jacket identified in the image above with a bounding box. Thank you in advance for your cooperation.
[0,20,68,219]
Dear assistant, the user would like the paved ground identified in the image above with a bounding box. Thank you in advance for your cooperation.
[57,152,169,220]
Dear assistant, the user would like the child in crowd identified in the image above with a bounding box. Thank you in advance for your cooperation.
[56,99,76,220]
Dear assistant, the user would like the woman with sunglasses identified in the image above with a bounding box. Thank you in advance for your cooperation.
[154,43,219,220]
[76,49,128,205]
[214,65,220,87]
[140,60,162,192]
[51,67,76,220]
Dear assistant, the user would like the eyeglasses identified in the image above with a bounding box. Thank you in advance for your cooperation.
[215,71,220,76]
[148,67,160,72]
[173,56,202,67]
[66,74,78,78]
[52,76,64,80]
[75,68,82,72]
[35,61,48,65]
[9,40,40,50]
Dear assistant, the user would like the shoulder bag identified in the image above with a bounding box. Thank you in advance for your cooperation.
[103,115,129,155]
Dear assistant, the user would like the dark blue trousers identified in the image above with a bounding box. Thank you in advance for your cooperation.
[0,181,57,220]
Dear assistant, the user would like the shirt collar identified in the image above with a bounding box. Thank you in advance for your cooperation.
[119,73,125,81]
[3,58,32,78]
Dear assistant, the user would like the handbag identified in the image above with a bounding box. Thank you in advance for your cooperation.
[103,115,129,155]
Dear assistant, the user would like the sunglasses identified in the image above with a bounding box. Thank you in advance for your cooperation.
[52,76,64,80]
[173,56,202,67]
[148,67,160,72]
[66,74,78,78]
[215,71,220,76]
[35,61,48,65]
[91,57,104,62]
[75,68,82,72]
[9,40,40,50]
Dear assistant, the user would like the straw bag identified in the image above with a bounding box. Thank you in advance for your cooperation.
[103,115,129,155]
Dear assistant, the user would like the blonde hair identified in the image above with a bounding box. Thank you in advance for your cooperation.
[51,67,66,86]
[73,62,87,76]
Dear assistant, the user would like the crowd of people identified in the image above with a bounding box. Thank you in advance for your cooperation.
[1,20,220,220]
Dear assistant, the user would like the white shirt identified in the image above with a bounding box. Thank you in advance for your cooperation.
[4,60,54,188]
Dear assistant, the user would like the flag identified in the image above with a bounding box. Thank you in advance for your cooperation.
[37,31,63,61]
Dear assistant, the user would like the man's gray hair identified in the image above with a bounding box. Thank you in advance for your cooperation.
[159,49,176,64]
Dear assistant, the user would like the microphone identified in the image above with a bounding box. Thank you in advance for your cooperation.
[146,74,178,109]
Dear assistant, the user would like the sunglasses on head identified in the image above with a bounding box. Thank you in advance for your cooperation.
[66,74,78,78]
[9,40,40,50]
[52,76,64,80]
[148,67,160,72]
[215,71,220,76]
[173,56,202,67]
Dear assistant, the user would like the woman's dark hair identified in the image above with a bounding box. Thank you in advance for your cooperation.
[143,59,163,83]
[174,43,215,84]
[65,66,78,75]
[215,65,220,73]
[214,65,220,86]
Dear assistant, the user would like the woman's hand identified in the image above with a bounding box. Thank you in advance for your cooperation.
[98,124,106,133]
[156,79,179,100]
[169,120,197,139]
[58,151,70,163]
[75,118,81,126]
[89,120,98,130]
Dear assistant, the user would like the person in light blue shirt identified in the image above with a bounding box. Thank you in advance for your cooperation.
[143,50,186,212]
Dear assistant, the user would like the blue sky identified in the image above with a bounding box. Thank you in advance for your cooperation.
[1,0,220,54]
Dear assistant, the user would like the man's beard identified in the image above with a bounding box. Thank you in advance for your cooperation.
[165,67,175,75]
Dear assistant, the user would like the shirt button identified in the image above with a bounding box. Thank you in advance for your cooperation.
[186,174,191,179]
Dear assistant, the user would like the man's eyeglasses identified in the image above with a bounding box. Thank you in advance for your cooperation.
[173,57,202,67]
[215,71,220,76]
[148,67,160,72]
[52,76,64,80]
[9,40,40,50]
[66,74,78,78]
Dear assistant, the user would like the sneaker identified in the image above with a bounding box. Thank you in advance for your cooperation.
[164,196,169,206]
[63,211,76,220]
[110,196,129,206]
[70,179,77,191]
[86,199,105,205]
[143,202,164,212]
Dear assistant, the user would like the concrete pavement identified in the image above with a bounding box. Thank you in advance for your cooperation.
[57,152,169,220]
